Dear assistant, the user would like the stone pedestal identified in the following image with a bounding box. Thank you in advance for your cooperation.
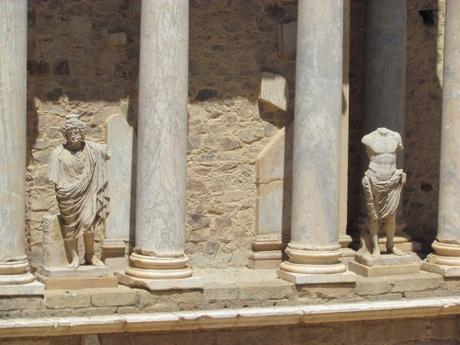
[39,215,115,290]
[248,235,284,269]
[350,252,420,277]
[0,0,43,296]
[277,0,355,285]
[119,0,193,287]
[423,0,460,277]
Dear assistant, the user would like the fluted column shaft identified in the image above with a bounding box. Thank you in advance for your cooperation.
[278,0,354,284]
[0,0,34,285]
[125,0,191,280]
[424,0,460,276]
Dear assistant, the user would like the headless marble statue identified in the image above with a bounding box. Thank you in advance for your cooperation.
[48,114,110,268]
[360,127,406,256]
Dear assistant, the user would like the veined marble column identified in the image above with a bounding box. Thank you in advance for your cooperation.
[0,0,42,294]
[124,0,192,280]
[360,0,419,252]
[423,0,460,277]
[277,0,355,284]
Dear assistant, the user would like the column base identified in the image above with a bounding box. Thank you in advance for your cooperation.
[339,234,356,261]
[248,236,284,269]
[102,239,128,259]
[248,251,282,269]
[124,251,192,280]
[0,257,44,295]
[277,246,356,284]
[422,240,460,277]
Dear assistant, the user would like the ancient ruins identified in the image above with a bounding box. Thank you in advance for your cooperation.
[0,0,460,344]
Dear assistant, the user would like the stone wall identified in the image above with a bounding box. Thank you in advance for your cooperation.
[2,316,459,345]
[25,0,447,269]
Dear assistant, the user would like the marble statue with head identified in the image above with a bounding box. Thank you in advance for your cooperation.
[360,127,407,257]
[48,113,110,268]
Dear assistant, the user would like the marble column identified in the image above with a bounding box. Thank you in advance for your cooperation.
[277,0,355,284]
[423,0,460,277]
[0,0,34,287]
[0,0,42,295]
[360,0,419,252]
[124,0,192,280]
[339,0,354,259]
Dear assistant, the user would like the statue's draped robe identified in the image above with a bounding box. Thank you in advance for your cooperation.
[362,169,404,220]
[48,142,110,239]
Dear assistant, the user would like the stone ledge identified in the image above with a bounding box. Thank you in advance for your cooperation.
[3,296,460,338]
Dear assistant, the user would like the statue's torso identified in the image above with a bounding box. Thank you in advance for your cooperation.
[363,129,401,181]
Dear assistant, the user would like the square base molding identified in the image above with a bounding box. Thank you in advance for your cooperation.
[276,269,356,284]
[0,281,44,296]
[37,275,118,290]
[40,265,109,278]
[349,261,420,277]
[421,261,460,277]
[116,272,203,291]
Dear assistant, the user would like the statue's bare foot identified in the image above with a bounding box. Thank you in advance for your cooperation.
[389,246,405,256]
[88,255,105,266]
[67,256,80,269]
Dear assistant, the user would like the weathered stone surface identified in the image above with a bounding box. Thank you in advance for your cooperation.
[45,291,91,309]
[109,32,127,46]
[238,280,294,300]
[278,21,297,60]
[258,72,288,111]
[91,287,136,307]
[42,215,68,269]
[105,115,134,246]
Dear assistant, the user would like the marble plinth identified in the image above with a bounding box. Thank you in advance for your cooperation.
[40,265,109,278]
[350,253,421,277]
[0,280,44,296]
[248,251,282,269]
[39,276,118,290]
[116,272,203,291]
[277,269,356,284]
[38,265,115,290]
[422,261,460,277]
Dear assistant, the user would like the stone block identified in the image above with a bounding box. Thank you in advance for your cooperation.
[91,287,136,307]
[277,270,357,285]
[40,265,109,278]
[45,290,91,309]
[278,21,297,60]
[0,297,42,311]
[349,260,420,277]
[0,281,44,296]
[258,72,288,111]
[42,276,118,290]
[203,282,239,301]
[238,280,295,300]
[116,272,204,291]
[355,277,391,296]
[297,284,356,299]
[422,261,460,277]
[356,252,420,267]
[389,272,443,293]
